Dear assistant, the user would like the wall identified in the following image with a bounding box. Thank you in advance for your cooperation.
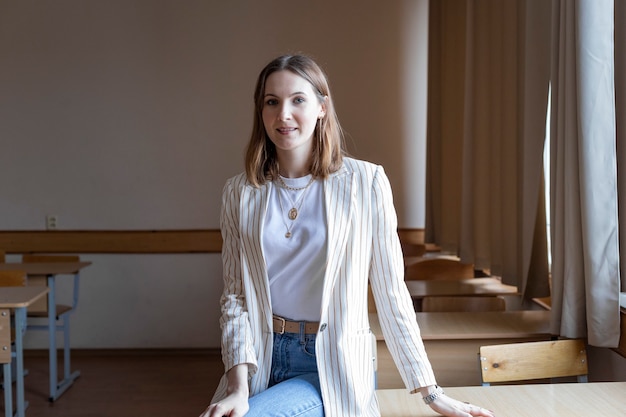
[0,0,429,348]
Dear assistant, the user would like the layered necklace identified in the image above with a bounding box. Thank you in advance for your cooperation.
[276,175,315,238]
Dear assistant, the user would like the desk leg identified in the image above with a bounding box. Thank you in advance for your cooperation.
[2,361,11,417]
[47,275,58,402]
[14,308,28,417]
[46,275,80,402]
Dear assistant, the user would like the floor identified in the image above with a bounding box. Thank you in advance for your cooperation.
[3,349,223,417]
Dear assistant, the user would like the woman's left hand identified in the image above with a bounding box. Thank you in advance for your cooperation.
[429,394,495,417]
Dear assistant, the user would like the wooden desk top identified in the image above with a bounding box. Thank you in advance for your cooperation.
[403,254,458,267]
[0,286,50,308]
[370,310,551,341]
[0,261,92,275]
[405,277,518,298]
[377,382,626,417]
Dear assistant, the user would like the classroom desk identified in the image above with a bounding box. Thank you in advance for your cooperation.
[370,310,552,388]
[403,253,457,268]
[405,277,518,299]
[0,261,91,401]
[0,286,49,417]
[377,382,626,417]
[405,278,518,311]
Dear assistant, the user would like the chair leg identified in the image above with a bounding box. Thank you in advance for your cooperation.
[49,314,80,402]
[3,363,12,417]
[47,318,57,402]
[47,276,58,402]
[63,316,71,380]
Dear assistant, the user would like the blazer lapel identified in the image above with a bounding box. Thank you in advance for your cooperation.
[321,166,354,312]
[239,182,273,331]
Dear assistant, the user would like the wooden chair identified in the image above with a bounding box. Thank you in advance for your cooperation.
[405,257,475,280]
[0,270,28,416]
[0,270,28,337]
[479,339,588,385]
[22,254,81,400]
[0,270,25,288]
[421,296,506,312]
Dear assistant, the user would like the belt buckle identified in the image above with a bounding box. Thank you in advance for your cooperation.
[274,316,286,334]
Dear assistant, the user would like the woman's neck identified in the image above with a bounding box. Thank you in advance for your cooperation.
[277,154,311,178]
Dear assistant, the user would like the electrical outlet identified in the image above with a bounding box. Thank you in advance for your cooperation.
[46,215,58,230]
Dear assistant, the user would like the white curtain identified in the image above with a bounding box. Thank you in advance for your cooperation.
[617,0,626,292]
[425,0,551,299]
[549,0,621,347]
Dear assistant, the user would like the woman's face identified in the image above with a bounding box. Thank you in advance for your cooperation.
[262,70,326,159]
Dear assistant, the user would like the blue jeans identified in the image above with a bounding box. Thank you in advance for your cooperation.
[246,328,324,417]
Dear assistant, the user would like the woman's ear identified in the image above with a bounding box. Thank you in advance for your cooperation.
[319,96,328,119]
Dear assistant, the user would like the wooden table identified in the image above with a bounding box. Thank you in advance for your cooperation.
[377,382,626,416]
[405,277,518,299]
[406,278,518,310]
[0,286,49,417]
[370,310,552,388]
[403,253,456,268]
[0,262,91,275]
[0,262,91,401]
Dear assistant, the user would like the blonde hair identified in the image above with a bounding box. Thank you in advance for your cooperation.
[245,55,345,187]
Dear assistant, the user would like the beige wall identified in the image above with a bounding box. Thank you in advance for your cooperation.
[1,2,624,385]
[0,1,429,348]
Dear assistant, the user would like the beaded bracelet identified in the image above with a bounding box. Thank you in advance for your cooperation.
[422,385,445,405]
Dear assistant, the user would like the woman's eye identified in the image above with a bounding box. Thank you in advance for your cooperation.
[294,97,305,104]
[265,99,278,106]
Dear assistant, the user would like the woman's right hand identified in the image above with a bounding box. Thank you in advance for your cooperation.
[199,390,249,417]
[200,364,250,417]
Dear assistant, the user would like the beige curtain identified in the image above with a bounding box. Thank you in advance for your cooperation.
[617,0,626,292]
[549,0,621,347]
[425,0,551,299]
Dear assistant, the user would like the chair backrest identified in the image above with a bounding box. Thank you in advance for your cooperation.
[405,257,475,280]
[0,270,27,344]
[422,296,506,312]
[479,339,588,385]
[0,270,27,287]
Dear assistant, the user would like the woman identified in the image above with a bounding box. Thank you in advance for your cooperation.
[201,55,494,417]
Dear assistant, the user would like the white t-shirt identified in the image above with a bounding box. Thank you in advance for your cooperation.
[264,175,327,322]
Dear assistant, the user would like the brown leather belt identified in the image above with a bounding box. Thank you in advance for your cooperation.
[272,316,320,334]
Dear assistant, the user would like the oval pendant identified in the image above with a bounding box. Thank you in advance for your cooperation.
[285,231,292,238]
[288,208,298,220]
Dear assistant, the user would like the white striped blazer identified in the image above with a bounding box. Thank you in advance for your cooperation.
[212,157,436,416]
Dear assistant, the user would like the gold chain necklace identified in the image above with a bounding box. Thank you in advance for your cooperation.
[275,179,314,238]
[277,175,315,192]
[277,176,315,221]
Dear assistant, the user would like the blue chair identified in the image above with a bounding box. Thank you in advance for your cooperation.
[22,254,81,401]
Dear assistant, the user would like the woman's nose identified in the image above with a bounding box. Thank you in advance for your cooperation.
[278,104,292,120]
